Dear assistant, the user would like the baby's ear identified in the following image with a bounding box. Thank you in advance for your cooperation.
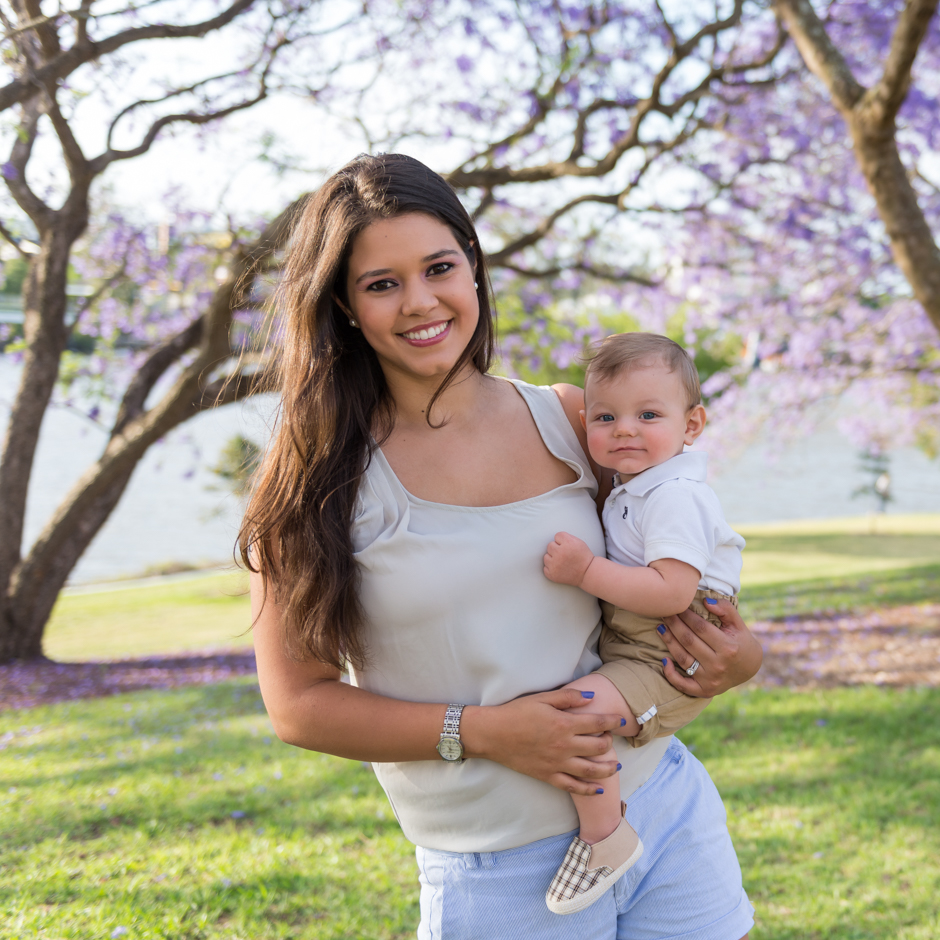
[579,410,587,430]
[684,404,706,444]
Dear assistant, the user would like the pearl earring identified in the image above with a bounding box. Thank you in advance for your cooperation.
[349,318,358,328]
[474,281,479,289]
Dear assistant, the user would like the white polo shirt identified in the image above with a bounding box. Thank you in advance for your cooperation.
[603,451,745,596]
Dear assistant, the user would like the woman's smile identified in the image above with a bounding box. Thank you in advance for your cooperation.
[399,318,453,345]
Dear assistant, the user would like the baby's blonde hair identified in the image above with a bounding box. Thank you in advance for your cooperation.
[586,333,701,410]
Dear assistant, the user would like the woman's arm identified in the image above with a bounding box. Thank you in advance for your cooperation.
[252,569,626,794]
[660,597,763,697]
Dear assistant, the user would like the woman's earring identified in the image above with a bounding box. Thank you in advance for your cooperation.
[349,318,358,328]
[474,281,479,289]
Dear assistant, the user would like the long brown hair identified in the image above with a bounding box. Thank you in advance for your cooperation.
[240,153,496,669]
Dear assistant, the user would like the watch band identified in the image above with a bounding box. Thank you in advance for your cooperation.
[437,704,465,763]
[442,704,464,737]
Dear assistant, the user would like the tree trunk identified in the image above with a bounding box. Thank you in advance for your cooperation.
[0,214,87,660]
[850,122,940,332]
[0,200,295,663]
[774,0,940,334]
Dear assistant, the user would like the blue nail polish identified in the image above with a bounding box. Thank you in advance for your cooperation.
[581,691,595,699]
[656,624,666,635]
[620,718,626,726]
[705,598,718,605]
[596,788,604,795]
[616,763,622,771]
[662,658,669,667]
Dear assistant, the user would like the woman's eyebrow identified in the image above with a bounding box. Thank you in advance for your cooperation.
[354,249,460,285]
[355,267,393,284]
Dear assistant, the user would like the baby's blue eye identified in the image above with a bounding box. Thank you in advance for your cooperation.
[598,414,615,422]
[640,412,656,420]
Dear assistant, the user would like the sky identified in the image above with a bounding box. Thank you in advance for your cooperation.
[0,1,422,229]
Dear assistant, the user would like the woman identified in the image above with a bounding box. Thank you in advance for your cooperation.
[243,153,761,939]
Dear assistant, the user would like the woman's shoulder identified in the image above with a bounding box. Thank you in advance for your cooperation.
[498,378,583,433]
[351,449,409,554]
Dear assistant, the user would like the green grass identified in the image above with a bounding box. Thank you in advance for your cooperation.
[682,686,940,940]
[0,680,416,939]
[737,514,940,588]
[735,513,940,622]
[42,515,940,663]
[738,564,940,622]
[45,572,252,661]
[2,682,938,938]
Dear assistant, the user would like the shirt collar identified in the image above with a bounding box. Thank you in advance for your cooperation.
[612,451,708,497]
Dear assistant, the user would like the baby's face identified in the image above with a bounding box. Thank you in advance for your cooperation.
[581,364,704,477]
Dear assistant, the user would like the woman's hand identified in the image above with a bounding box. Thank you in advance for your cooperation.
[660,597,762,697]
[461,688,623,796]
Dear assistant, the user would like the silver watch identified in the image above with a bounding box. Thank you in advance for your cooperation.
[436,704,465,763]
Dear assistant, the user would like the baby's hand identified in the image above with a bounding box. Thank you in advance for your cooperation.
[543,532,595,587]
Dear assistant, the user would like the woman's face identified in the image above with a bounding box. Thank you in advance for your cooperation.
[344,212,479,385]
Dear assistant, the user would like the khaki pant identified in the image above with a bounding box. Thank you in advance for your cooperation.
[595,589,737,747]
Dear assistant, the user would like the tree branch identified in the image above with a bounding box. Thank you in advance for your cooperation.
[42,87,89,183]
[449,1,778,190]
[0,0,256,114]
[860,0,939,129]
[0,218,30,258]
[497,259,656,287]
[111,196,301,435]
[5,100,53,228]
[1,8,69,46]
[914,166,940,196]
[773,0,865,112]
[90,83,269,173]
[17,0,61,60]
[103,65,258,153]
[67,257,128,335]
[195,365,274,411]
[111,319,203,437]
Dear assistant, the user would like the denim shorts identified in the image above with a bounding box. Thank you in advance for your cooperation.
[415,739,754,940]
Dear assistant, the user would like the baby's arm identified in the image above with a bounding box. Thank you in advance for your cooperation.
[543,532,700,617]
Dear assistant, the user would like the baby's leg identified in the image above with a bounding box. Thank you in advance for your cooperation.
[565,674,640,844]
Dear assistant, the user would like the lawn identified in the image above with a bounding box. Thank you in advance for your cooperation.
[0,681,416,940]
[43,514,940,662]
[736,513,940,621]
[1,681,938,939]
[46,572,253,661]
[6,512,937,937]
[737,513,940,589]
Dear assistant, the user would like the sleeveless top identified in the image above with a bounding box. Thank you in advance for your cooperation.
[348,379,671,852]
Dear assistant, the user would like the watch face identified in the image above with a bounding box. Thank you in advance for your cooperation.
[436,736,463,761]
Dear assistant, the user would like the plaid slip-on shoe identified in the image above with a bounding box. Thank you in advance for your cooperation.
[545,804,643,915]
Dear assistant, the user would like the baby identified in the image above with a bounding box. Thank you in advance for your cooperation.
[542,332,745,915]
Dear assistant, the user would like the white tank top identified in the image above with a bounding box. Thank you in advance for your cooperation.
[349,379,670,852]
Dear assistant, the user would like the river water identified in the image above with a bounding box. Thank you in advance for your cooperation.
[1,360,938,584]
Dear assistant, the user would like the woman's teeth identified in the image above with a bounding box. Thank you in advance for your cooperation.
[403,322,449,341]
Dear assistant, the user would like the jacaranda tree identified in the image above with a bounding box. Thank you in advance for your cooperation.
[0,0,789,662]
[0,0,401,661]
[2,0,938,662]
[452,1,940,462]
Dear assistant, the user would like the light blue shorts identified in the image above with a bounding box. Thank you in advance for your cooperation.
[415,739,754,940]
